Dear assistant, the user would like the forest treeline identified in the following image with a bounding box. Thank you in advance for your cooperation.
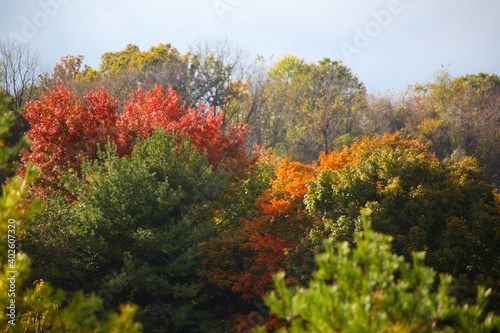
[3,40,500,187]
[0,39,499,332]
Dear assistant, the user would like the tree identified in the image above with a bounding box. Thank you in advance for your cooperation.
[361,93,410,136]
[199,158,319,331]
[97,43,182,105]
[0,38,40,108]
[221,55,269,149]
[249,55,366,163]
[0,103,141,333]
[258,210,500,332]
[404,70,500,187]
[18,82,120,200]
[298,58,366,161]
[37,54,97,99]
[260,55,311,160]
[117,84,250,173]
[22,130,227,332]
[0,91,28,186]
[188,38,250,117]
[303,133,500,310]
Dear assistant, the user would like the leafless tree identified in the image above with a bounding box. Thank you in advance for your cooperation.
[0,38,40,108]
[188,37,250,116]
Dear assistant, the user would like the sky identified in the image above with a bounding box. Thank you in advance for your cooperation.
[1,0,499,94]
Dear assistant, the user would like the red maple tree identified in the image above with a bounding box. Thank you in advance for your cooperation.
[117,85,251,172]
[19,83,120,199]
[18,82,252,199]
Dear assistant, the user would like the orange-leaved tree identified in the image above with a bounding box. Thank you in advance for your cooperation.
[199,158,319,332]
[303,132,500,311]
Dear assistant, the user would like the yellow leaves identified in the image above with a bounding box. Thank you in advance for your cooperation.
[417,118,444,141]
[493,190,500,216]
[19,280,62,332]
[377,176,402,196]
[106,304,142,333]
[317,132,428,173]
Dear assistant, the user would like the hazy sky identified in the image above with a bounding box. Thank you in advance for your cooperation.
[1,0,499,93]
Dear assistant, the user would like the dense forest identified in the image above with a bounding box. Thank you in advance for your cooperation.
[1,39,499,332]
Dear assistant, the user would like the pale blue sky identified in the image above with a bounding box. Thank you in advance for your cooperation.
[1,0,499,93]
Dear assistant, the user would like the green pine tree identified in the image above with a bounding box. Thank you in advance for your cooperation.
[259,210,500,332]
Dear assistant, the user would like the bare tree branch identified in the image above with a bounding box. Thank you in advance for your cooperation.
[0,38,40,108]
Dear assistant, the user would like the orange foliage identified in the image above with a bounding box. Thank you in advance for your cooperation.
[318,132,429,171]
[200,132,429,331]
[200,158,319,330]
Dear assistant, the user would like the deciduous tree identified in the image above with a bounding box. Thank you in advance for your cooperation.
[199,158,319,331]
[0,38,40,108]
[18,82,120,199]
[303,133,500,310]
[404,70,500,187]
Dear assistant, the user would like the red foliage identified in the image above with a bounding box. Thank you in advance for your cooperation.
[232,312,265,333]
[18,83,252,199]
[231,312,285,333]
[199,158,319,330]
[19,82,119,199]
[232,160,318,300]
[117,85,251,172]
[202,158,318,292]
[231,233,292,301]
